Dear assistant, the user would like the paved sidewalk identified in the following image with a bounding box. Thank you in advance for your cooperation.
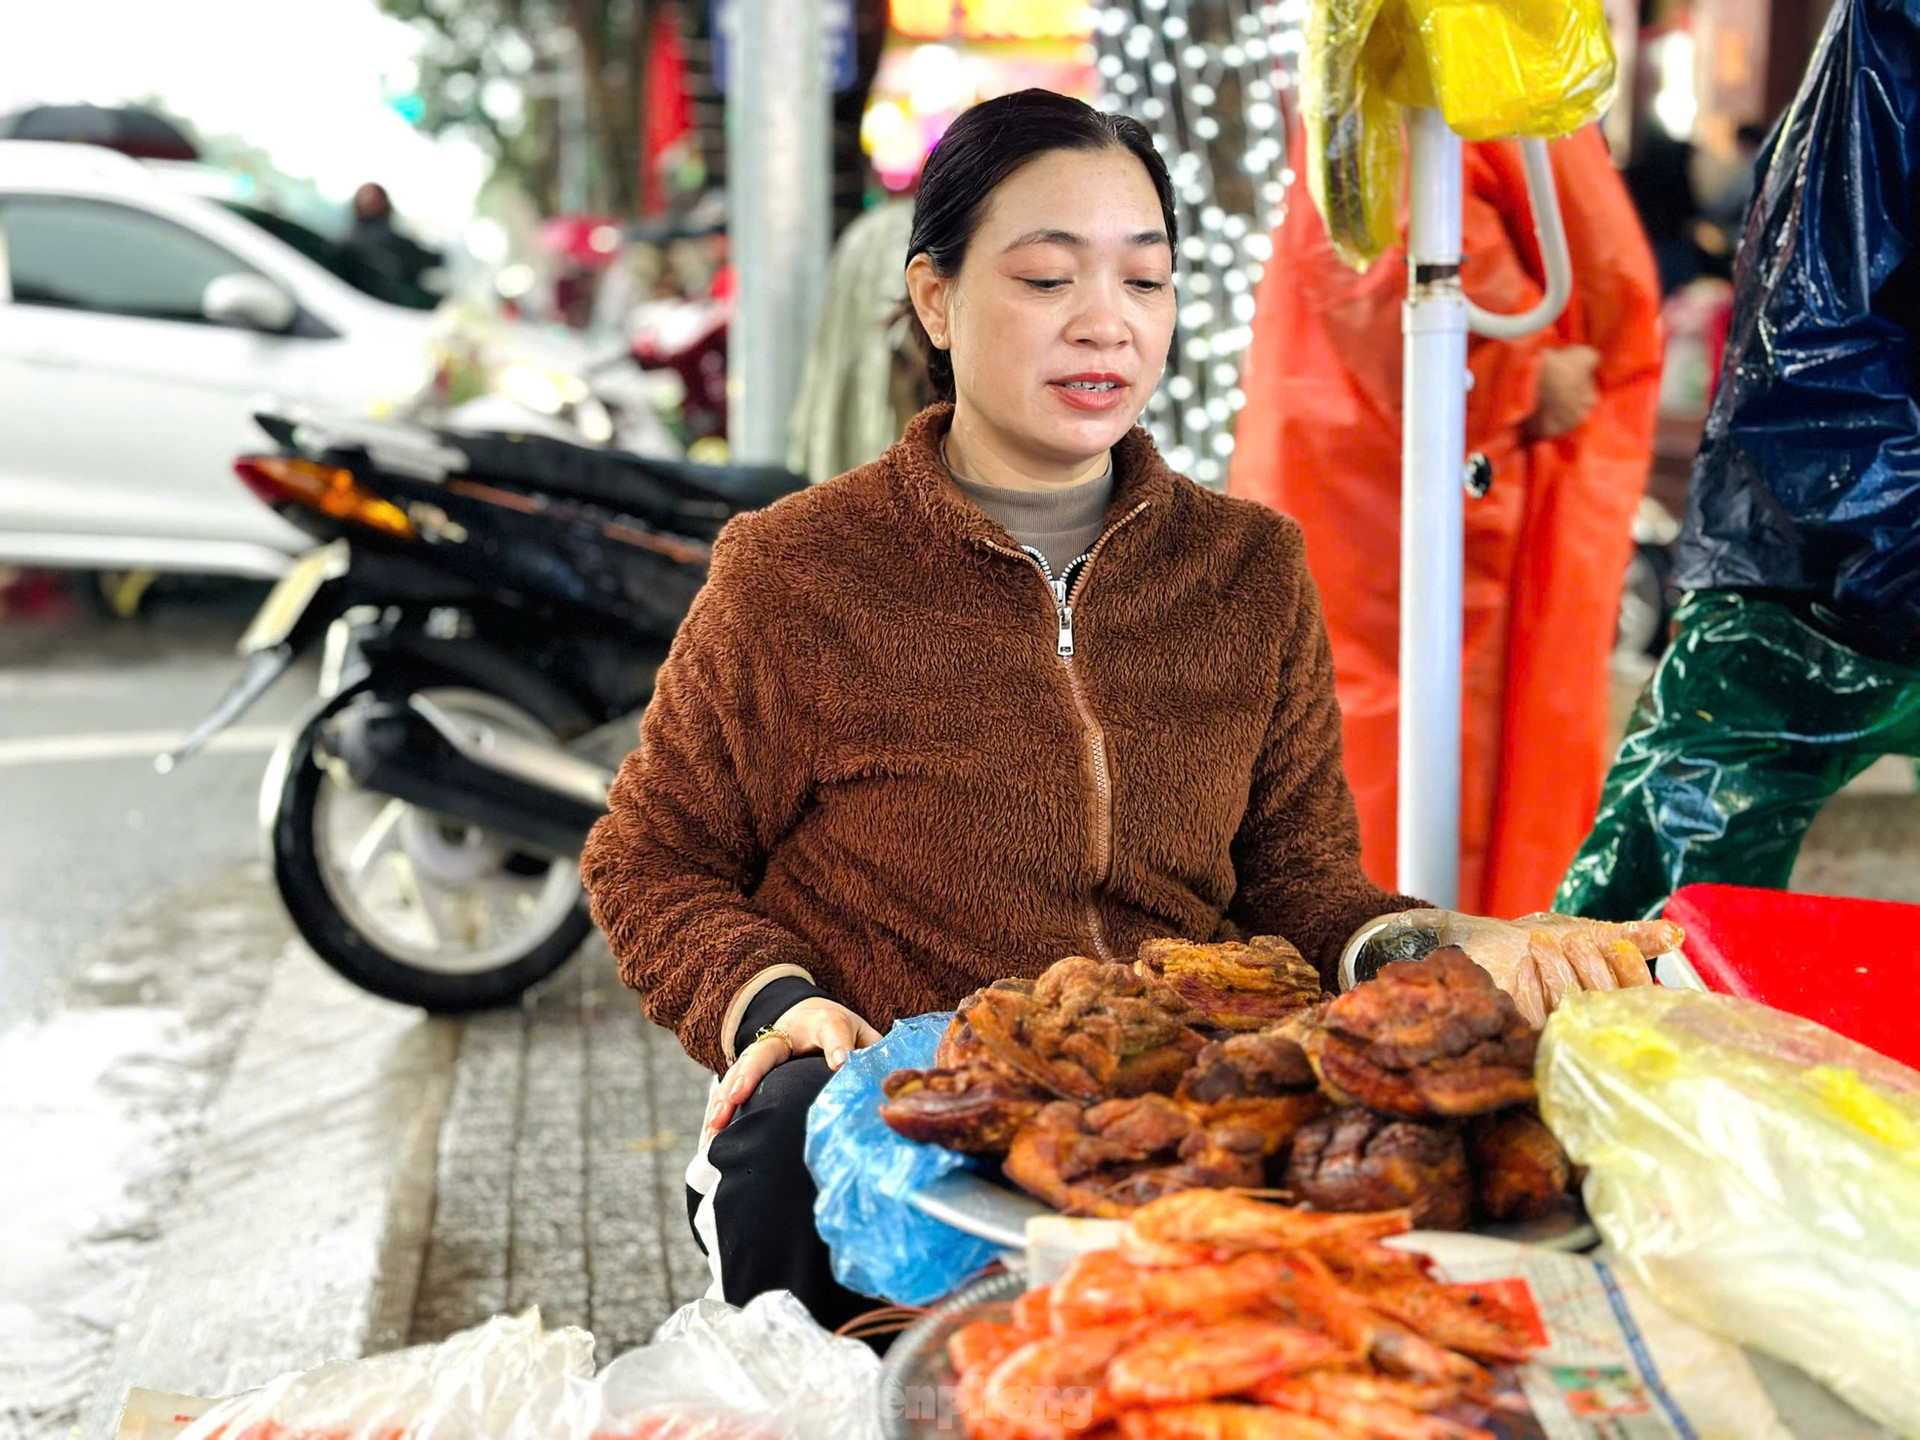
[405,941,713,1364]
[3,865,291,1440]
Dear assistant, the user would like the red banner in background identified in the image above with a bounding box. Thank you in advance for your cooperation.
[643,5,695,216]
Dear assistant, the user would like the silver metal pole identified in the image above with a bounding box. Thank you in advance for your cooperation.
[1397,113,1572,907]
[1398,106,1467,908]
[726,0,831,464]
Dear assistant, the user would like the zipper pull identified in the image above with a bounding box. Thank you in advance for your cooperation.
[1057,602,1075,657]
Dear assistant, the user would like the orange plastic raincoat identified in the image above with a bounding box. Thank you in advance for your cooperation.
[1230,127,1661,916]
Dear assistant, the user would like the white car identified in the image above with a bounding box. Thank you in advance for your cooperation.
[0,141,665,582]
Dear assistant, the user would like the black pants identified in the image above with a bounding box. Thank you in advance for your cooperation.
[685,1056,881,1332]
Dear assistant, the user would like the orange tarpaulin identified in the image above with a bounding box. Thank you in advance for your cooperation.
[1231,126,1661,916]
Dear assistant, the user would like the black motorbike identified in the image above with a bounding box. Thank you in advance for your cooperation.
[167,412,804,1010]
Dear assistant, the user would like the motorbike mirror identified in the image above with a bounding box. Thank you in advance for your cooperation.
[203,273,297,334]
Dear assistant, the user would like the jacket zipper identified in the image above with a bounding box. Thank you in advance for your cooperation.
[986,501,1149,962]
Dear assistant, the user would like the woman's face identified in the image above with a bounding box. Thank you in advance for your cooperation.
[911,146,1176,474]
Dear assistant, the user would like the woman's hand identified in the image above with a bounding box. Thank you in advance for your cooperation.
[701,996,883,1141]
[1525,344,1601,441]
[1348,908,1682,1029]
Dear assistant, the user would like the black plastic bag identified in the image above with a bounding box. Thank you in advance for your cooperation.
[1674,0,1920,662]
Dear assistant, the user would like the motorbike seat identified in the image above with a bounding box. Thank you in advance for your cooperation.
[442,431,807,522]
[644,458,810,510]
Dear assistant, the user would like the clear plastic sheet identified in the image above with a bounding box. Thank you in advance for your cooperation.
[1554,591,1920,923]
[580,1293,883,1440]
[1673,0,1920,658]
[1301,0,1615,266]
[802,1013,1002,1307]
[165,1298,883,1440]
[1537,986,1920,1438]
[175,1310,596,1440]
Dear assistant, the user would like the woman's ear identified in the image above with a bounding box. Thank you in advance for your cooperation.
[905,253,950,349]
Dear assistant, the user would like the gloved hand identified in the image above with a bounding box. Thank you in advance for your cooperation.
[1341,908,1682,1028]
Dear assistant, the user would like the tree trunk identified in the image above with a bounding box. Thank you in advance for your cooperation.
[566,0,616,210]
[524,94,563,214]
[621,0,657,215]
[570,0,656,216]
[1188,1,1252,217]
[684,1,725,194]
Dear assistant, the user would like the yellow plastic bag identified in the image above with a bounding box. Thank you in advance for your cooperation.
[1301,0,1400,270]
[1538,987,1920,1438]
[1301,0,1616,268]
[1380,0,1617,140]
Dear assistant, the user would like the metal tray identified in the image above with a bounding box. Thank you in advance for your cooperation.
[905,1171,1597,1252]
[878,1270,1026,1440]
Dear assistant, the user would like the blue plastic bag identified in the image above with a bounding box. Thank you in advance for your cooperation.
[802,1011,1002,1306]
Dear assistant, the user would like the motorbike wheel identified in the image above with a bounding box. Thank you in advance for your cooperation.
[268,686,594,1012]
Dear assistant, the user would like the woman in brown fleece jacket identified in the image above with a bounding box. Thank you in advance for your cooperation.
[581,91,1669,1327]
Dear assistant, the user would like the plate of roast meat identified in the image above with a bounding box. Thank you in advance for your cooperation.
[878,939,1589,1247]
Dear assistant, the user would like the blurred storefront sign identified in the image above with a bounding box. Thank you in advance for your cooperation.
[889,0,1095,42]
[859,0,1096,191]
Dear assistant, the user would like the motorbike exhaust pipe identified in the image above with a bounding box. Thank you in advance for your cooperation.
[318,694,613,857]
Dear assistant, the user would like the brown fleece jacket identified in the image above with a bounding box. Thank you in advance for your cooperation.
[582,404,1425,1073]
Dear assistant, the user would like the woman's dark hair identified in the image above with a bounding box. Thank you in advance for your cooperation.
[905,89,1178,402]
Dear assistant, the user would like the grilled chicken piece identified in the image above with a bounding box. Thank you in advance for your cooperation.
[1175,1030,1330,1157]
[962,956,1205,1102]
[1099,1123,1271,1212]
[1003,1096,1265,1217]
[878,1066,1048,1154]
[1466,1110,1572,1222]
[881,957,1209,1156]
[1178,1027,1321,1101]
[1285,1106,1472,1232]
[1308,950,1537,1119]
[936,979,1035,1070]
[1136,935,1325,1032]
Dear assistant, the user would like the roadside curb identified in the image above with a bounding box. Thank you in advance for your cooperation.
[79,944,459,1438]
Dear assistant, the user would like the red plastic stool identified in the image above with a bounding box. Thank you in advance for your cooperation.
[1661,883,1920,1070]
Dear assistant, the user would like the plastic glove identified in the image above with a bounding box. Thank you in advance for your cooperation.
[1342,908,1681,1028]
